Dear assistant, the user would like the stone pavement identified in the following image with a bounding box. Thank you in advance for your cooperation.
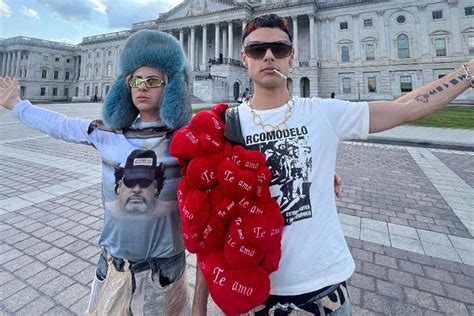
[0,102,473,315]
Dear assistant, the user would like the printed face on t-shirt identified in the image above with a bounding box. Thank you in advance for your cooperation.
[117,179,157,213]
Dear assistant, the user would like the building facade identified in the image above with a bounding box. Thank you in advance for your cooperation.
[1,0,473,103]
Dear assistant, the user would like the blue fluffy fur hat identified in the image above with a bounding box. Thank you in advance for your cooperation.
[103,30,191,130]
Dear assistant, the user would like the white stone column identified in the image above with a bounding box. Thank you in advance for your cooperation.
[242,19,247,41]
[11,51,18,78]
[309,14,316,65]
[179,29,184,48]
[1,53,6,76]
[352,13,361,61]
[292,16,299,64]
[190,27,196,70]
[215,23,220,59]
[201,24,208,70]
[329,17,336,62]
[228,22,233,60]
[417,4,430,58]
[377,10,387,59]
[449,1,462,55]
[223,28,228,58]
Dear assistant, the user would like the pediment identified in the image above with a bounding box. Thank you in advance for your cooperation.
[159,0,241,21]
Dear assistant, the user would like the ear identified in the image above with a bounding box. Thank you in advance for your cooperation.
[241,50,248,68]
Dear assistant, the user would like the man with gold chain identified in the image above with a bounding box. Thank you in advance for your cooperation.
[192,13,474,316]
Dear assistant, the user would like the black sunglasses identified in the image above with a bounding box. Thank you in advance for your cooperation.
[122,178,153,188]
[243,42,293,59]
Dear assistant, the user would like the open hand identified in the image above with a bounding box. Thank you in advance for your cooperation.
[0,77,21,110]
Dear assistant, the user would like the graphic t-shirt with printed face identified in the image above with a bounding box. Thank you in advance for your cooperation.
[239,96,369,295]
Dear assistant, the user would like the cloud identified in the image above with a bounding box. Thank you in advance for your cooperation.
[0,2,12,17]
[38,0,95,21]
[89,0,106,14]
[103,0,175,28]
[22,6,40,19]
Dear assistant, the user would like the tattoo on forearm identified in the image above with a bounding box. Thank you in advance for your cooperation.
[414,74,466,103]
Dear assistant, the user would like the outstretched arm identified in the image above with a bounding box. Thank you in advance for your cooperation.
[368,59,474,133]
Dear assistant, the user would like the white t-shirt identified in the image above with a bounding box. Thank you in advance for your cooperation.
[238,96,369,295]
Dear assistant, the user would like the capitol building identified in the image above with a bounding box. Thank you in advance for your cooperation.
[1,0,473,103]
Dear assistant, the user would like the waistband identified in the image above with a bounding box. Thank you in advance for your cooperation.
[100,248,185,274]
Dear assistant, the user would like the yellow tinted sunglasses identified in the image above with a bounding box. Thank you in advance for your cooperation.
[128,77,165,88]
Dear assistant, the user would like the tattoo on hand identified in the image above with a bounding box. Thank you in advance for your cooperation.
[414,74,466,103]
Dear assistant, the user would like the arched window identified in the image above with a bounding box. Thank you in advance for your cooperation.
[397,34,410,59]
[300,77,310,97]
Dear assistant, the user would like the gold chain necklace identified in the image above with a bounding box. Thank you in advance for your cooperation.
[248,95,294,132]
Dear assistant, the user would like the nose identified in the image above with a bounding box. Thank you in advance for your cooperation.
[138,81,148,91]
[263,48,275,62]
[132,184,143,192]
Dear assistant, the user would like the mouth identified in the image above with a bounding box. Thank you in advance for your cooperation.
[127,196,145,204]
[261,66,277,74]
[136,96,150,101]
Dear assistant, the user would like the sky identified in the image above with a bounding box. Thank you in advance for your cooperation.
[0,0,184,44]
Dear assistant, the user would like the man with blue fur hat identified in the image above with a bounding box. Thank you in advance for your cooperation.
[0,30,192,315]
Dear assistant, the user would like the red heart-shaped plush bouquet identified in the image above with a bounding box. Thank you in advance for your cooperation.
[169,104,283,315]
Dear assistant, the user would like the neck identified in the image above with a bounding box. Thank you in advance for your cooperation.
[139,111,160,122]
[249,86,291,110]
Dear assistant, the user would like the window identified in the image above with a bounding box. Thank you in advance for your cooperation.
[24,69,27,77]
[396,15,406,24]
[368,77,377,93]
[40,87,46,96]
[432,10,443,20]
[366,44,375,61]
[400,76,413,93]
[438,74,446,79]
[468,36,474,55]
[96,52,100,58]
[363,19,372,27]
[435,38,446,56]
[342,78,351,94]
[340,22,348,30]
[65,71,70,80]
[53,87,58,96]
[397,34,410,59]
[64,87,69,97]
[108,50,113,57]
[42,69,47,79]
[95,66,100,77]
[75,87,79,97]
[54,70,59,79]
[105,85,110,95]
[86,65,91,77]
[66,58,71,63]
[88,52,92,59]
[465,6,474,16]
[86,86,90,96]
[106,63,112,76]
[43,55,49,61]
[55,57,60,62]
[341,46,350,62]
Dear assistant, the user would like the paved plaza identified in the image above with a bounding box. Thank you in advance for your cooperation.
[0,102,473,315]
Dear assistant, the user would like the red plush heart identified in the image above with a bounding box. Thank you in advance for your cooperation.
[261,248,282,274]
[212,197,238,222]
[217,161,256,198]
[189,110,225,141]
[203,252,270,315]
[228,145,266,172]
[169,126,203,159]
[211,103,229,117]
[241,199,284,252]
[177,176,191,210]
[181,221,202,253]
[200,133,224,154]
[200,217,226,251]
[186,155,220,189]
[224,220,264,269]
[255,166,272,202]
[182,190,210,229]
